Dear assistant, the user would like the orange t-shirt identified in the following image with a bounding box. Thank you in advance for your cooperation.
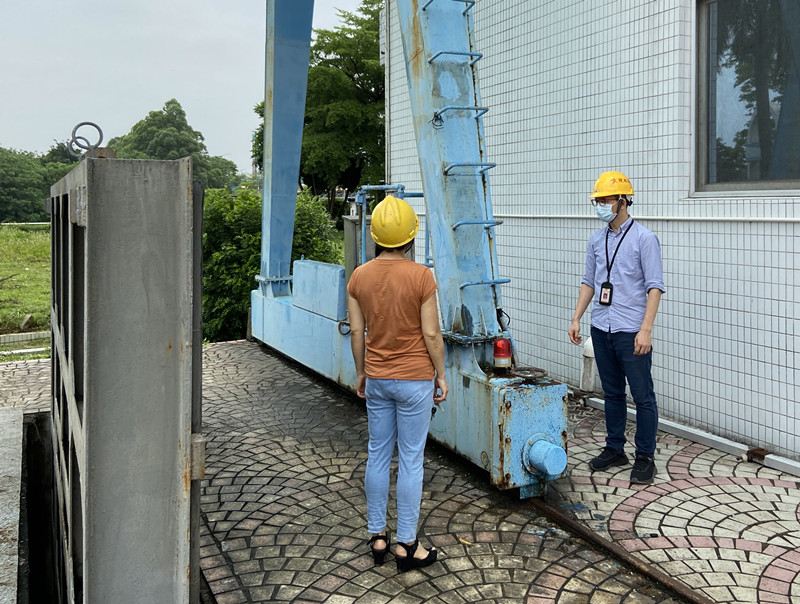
[347,257,438,380]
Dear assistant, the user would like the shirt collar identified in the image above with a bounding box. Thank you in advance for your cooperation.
[608,216,633,235]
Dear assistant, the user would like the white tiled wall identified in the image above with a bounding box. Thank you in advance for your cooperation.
[384,1,799,460]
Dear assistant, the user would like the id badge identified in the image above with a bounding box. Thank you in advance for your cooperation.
[599,281,613,306]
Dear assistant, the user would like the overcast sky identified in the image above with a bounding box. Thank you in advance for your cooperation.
[0,0,363,173]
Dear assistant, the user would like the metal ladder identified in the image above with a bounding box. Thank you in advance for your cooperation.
[396,0,508,346]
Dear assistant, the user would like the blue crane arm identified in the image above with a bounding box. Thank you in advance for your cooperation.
[256,0,315,298]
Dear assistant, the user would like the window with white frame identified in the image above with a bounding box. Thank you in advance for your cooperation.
[698,0,800,190]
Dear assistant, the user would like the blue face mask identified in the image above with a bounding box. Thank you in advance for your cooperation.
[595,200,618,223]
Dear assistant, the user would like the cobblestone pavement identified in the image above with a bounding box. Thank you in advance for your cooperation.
[198,342,685,604]
[2,341,799,603]
[558,409,800,604]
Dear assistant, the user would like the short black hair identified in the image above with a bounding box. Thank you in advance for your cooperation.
[375,239,414,256]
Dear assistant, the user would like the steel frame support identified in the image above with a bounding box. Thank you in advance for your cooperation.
[393,0,568,496]
[250,0,568,497]
[256,0,315,299]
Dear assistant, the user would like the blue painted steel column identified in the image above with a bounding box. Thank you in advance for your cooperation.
[395,0,503,347]
[394,0,568,498]
[259,0,314,297]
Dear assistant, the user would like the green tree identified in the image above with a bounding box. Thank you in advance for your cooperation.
[41,141,79,165]
[110,99,239,190]
[0,148,48,222]
[252,0,385,218]
[291,187,341,265]
[716,1,786,178]
[202,187,340,342]
[40,140,79,192]
[202,187,263,342]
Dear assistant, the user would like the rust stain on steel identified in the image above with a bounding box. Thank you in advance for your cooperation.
[496,392,512,490]
[183,462,191,494]
[407,0,425,80]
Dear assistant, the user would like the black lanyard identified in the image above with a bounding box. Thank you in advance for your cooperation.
[604,220,634,281]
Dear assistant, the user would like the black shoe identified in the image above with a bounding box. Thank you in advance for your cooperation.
[588,447,629,471]
[630,453,657,484]
[395,539,437,573]
[368,533,390,566]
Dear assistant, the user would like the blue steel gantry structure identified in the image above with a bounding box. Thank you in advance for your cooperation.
[250,0,568,498]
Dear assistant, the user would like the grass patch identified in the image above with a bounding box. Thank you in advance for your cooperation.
[0,226,51,334]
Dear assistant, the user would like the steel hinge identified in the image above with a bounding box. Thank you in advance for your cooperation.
[70,186,87,226]
[190,433,206,480]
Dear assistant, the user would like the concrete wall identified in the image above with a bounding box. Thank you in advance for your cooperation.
[0,408,22,603]
[384,1,799,460]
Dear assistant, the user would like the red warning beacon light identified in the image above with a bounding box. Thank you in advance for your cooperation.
[493,338,512,368]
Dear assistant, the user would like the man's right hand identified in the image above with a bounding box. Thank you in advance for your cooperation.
[568,319,583,345]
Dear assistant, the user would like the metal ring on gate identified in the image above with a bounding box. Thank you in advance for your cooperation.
[68,122,104,157]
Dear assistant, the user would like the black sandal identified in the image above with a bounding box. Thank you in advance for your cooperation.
[395,539,437,573]
[368,533,390,566]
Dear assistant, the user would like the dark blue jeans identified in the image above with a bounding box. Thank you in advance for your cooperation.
[590,326,658,458]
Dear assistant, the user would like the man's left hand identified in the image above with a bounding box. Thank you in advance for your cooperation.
[634,330,652,355]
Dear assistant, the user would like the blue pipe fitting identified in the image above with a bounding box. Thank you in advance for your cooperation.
[522,436,567,477]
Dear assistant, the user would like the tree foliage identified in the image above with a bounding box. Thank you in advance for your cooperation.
[715,0,788,178]
[0,149,47,222]
[110,99,239,190]
[252,0,385,217]
[202,187,341,342]
[202,187,263,342]
[291,188,341,266]
[0,142,79,223]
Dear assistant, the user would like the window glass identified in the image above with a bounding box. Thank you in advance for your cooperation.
[704,0,800,186]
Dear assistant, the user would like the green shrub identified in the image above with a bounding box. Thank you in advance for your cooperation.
[202,188,262,343]
[292,188,342,265]
[202,186,342,342]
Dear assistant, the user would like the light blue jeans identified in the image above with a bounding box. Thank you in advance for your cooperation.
[365,378,433,544]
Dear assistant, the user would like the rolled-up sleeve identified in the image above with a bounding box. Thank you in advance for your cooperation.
[581,239,597,289]
[640,232,665,294]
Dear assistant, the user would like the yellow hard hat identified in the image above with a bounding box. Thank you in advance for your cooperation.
[589,171,634,198]
[370,195,419,247]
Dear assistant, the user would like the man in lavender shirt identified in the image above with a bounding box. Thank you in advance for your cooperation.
[569,171,665,484]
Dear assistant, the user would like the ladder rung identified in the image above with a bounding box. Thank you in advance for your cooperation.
[452,220,502,230]
[459,278,511,290]
[422,0,475,14]
[429,50,483,66]
[444,162,496,174]
[434,105,489,121]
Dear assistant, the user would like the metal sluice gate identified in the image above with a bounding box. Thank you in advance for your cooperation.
[47,146,204,602]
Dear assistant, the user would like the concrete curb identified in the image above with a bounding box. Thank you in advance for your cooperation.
[0,407,23,604]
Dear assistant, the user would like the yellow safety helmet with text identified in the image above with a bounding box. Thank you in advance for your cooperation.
[589,171,634,199]
[370,195,419,248]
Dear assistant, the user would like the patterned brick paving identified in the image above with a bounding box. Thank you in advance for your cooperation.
[554,399,800,604]
[4,340,799,602]
[197,342,685,603]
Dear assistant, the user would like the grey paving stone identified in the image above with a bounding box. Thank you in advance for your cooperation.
[7,343,799,603]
